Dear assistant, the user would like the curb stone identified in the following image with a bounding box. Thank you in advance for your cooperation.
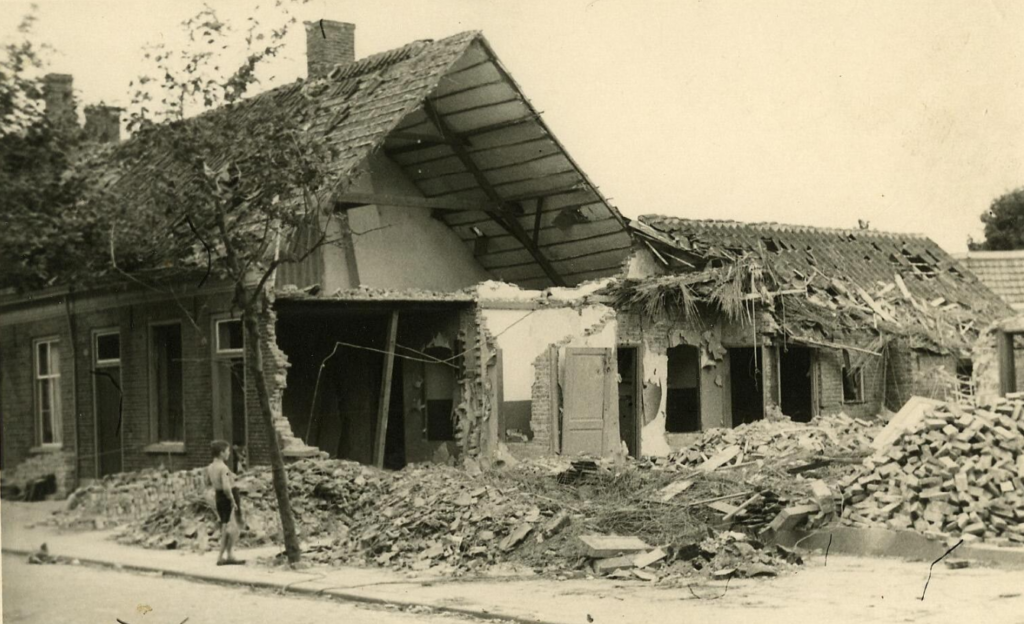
[1,546,556,624]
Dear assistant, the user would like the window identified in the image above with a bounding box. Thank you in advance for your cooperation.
[34,339,62,445]
[151,324,184,442]
[212,317,246,457]
[95,332,120,365]
[216,319,243,355]
[842,367,864,403]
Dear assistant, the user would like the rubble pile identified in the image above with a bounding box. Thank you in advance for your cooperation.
[656,413,877,473]
[841,396,1024,544]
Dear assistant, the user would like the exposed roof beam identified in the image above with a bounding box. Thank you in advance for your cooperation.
[422,99,566,287]
[335,193,498,213]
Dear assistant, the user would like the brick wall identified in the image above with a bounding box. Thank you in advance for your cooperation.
[520,349,554,459]
[883,340,959,411]
[0,309,77,493]
[0,285,308,494]
[816,348,885,419]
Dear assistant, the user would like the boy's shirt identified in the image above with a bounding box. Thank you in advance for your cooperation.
[206,459,234,492]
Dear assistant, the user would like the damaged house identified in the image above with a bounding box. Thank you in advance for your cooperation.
[596,217,1013,456]
[0,21,634,494]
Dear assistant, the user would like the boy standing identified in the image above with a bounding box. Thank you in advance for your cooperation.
[207,440,244,565]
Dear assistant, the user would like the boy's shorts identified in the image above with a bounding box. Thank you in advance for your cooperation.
[215,488,243,525]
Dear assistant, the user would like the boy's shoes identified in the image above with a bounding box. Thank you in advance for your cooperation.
[217,558,246,566]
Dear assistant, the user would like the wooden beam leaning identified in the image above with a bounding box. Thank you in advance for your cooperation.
[374,310,400,469]
[335,193,498,214]
[422,99,566,287]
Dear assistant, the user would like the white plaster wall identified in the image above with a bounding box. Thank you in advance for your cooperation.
[482,305,616,401]
[640,348,672,456]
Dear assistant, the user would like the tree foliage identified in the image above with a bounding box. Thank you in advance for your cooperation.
[969,187,1024,251]
[0,7,114,290]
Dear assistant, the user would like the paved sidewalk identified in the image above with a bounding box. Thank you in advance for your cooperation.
[3,501,1024,624]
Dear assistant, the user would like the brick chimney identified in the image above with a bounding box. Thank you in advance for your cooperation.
[84,105,122,143]
[305,20,355,79]
[42,73,76,129]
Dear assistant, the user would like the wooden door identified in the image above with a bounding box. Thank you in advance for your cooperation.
[562,348,614,456]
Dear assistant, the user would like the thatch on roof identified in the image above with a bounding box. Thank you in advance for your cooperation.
[605,216,1013,360]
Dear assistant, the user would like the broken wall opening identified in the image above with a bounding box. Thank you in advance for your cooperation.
[779,346,814,423]
[617,346,640,456]
[276,302,466,469]
[729,347,763,426]
[665,345,700,433]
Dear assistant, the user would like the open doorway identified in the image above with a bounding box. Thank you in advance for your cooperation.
[617,346,640,457]
[666,345,701,433]
[779,346,814,423]
[730,347,763,426]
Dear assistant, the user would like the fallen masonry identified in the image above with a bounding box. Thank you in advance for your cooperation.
[48,413,889,582]
[840,395,1024,545]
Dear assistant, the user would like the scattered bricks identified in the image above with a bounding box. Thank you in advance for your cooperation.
[919,488,950,501]
[1000,481,1015,494]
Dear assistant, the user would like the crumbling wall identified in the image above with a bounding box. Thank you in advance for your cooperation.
[617,310,753,455]
[253,293,318,463]
[476,281,617,459]
[815,348,885,418]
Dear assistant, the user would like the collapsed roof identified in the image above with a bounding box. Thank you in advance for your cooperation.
[608,216,1013,360]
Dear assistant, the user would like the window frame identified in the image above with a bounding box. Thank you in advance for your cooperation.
[33,337,62,447]
[215,318,244,356]
[94,330,121,367]
[841,366,865,404]
[148,321,185,444]
[211,314,247,455]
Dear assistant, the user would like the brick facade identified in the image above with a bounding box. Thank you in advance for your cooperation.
[0,284,308,495]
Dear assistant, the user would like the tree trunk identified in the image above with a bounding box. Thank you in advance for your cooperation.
[240,288,302,563]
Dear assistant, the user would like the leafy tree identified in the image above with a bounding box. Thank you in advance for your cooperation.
[107,1,330,564]
[969,187,1024,251]
[0,7,113,290]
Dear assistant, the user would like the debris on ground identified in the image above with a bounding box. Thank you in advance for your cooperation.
[841,395,1024,545]
[53,412,886,579]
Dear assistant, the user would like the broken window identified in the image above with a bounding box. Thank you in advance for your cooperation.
[34,338,62,445]
[151,324,184,442]
[665,345,700,433]
[956,358,974,398]
[841,366,864,403]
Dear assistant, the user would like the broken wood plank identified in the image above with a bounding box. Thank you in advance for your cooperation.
[593,554,636,573]
[707,501,740,515]
[699,445,741,473]
[658,479,694,502]
[373,310,400,469]
[723,493,763,522]
[578,535,651,558]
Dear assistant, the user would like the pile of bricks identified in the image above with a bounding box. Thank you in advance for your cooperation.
[62,468,207,525]
[841,397,1024,544]
[656,413,877,471]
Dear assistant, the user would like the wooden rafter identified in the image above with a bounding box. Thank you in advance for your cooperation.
[422,99,566,287]
[335,193,496,214]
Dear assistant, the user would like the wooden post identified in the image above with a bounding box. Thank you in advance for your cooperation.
[374,310,400,468]
[998,330,1016,397]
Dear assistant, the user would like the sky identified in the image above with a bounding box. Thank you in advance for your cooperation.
[2,0,1022,252]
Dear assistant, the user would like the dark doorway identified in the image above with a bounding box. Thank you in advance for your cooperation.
[617,346,640,457]
[666,345,701,432]
[779,347,814,423]
[730,347,764,426]
[94,367,123,476]
[382,361,406,470]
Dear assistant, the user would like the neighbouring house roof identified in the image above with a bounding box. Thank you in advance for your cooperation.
[608,217,1013,359]
[96,31,632,292]
[953,250,1024,311]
